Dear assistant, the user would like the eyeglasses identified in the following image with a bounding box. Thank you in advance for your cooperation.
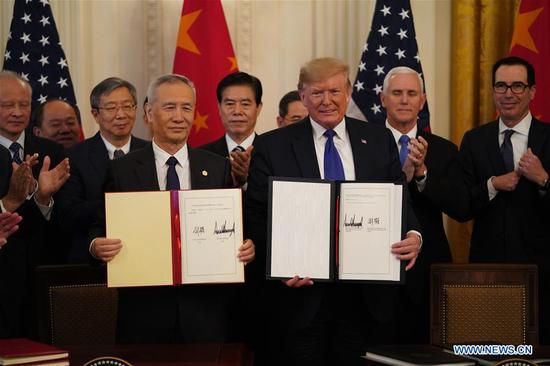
[96,103,137,114]
[493,82,530,94]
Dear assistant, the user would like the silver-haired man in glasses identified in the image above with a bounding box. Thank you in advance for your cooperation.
[58,77,148,262]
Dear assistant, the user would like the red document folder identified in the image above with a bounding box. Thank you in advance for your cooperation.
[0,338,68,365]
[106,189,244,288]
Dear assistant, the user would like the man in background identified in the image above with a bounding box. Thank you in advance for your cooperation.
[0,71,70,338]
[380,66,468,343]
[32,99,82,149]
[200,72,263,187]
[276,90,308,128]
[460,56,550,343]
[58,77,148,262]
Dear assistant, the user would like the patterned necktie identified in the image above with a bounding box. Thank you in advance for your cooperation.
[323,129,345,181]
[232,145,245,153]
[113,149,125,159]
[166,156,180,190]
[9,142,23,164]
[501,129,515,173]
[398,135,410,167]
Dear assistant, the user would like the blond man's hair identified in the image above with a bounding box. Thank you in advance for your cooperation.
[298,57,350,91]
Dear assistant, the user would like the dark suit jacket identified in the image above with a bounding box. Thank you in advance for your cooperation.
[459,118,550,343]
[398,131,469,342]
[244,117,419,331]
[407,131,469,273]
[0,145,11,199]
[459,118,550,265]
[58,132,148,262]
[200,134,257,158]
[0,134,64,338]
[200,135,230,157]
[93,144,235,343]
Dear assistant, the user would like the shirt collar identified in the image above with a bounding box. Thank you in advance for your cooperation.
[0,130,25,150]
[309,117,347,142]
[385,120,417,144]
[225,132,255,151]
[100,133,132,158]
[498,112,531,136]
[152,139,188,166]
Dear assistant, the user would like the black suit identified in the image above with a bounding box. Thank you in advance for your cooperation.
[459,117,550,343]
[245,117,419,365]
[93,144,236,343]
[0,134,64,338]
[0,145,10,198]
[58,132,148,262]
[200,134,257,158]
[398,130,469,343]
[200,135,230,157]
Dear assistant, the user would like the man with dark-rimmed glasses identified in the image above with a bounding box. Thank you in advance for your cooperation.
[459,56,550,344]
[58,77,148,262]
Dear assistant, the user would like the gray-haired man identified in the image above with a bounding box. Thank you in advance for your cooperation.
[58,77,148,262]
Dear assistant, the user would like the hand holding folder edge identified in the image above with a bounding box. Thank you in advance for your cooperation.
[282,231,421,288]
[91,237,255,265]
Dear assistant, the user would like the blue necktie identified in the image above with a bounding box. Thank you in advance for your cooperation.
[501,129,515,173]
[166,156,180,190]
[323,129,345,181]
[9,142,23,164]
[398,135,410,167]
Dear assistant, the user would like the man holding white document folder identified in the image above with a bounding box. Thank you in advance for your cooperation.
[245,58,422,366]
[90,74,255,343]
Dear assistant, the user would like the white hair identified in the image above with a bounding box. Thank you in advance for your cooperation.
[146,74,196,104]
[382,66,424,94]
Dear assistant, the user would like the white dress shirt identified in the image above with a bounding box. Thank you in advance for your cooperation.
[100,134,132,160]
[225,132,255,153]
[152,139,191,190]
[310,117,355,180]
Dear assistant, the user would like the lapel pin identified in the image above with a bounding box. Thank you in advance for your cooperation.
[202,170,208,177]
[361,138,367,144]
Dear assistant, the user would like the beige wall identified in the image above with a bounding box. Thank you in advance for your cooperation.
[0,0,451,141]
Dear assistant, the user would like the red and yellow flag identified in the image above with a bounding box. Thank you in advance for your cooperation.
[173,0,238,146]
[509,0,550,122]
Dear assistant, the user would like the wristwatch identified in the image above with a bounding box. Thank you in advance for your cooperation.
[540,177,550,191]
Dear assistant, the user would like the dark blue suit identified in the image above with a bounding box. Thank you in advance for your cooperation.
[459,118,550,343]
[0,134,64,338]
[0,145,10,199]
[398,130,469,343]
[245,117,420,365]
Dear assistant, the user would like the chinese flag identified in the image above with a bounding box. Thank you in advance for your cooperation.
[509,0,550,122]
[173,0,238,146]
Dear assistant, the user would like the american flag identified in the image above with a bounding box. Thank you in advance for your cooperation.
[2,0,77,112]
[347,0,430,132]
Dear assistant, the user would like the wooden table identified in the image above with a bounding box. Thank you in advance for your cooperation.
[66,343,253,366]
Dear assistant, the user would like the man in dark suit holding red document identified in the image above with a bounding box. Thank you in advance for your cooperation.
[91,74,255,344]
